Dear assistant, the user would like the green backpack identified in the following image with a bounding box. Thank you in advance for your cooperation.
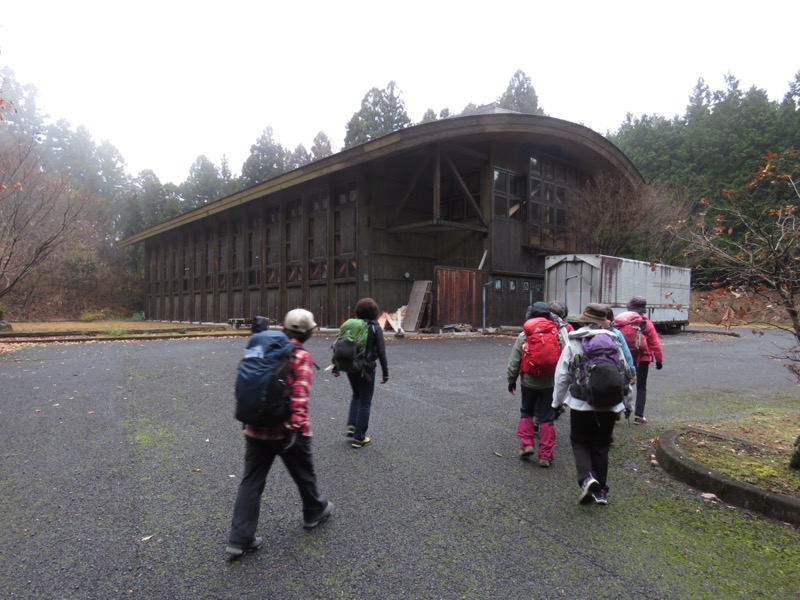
[332,318,370,373]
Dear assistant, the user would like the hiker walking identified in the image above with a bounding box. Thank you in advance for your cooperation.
[612,296,663,424]
[507,302,561,467]
[226,309,333,559]
[552,303,633,505]
[333,298,389,449]
[547,301,574,350]
[603,305,637,382]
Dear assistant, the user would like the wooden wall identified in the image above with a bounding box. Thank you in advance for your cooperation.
[142,137,596,329]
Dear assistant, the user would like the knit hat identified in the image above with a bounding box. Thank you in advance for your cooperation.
[576,303,610,326]
[283,308,317,333]
[525,301,552,320]
[626,296,647,314]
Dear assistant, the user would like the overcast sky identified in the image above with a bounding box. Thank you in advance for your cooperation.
[2,1,798,185]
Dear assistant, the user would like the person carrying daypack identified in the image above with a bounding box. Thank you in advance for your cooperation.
[507,302,560,467]
[226,309,332,559]
[332,298,389,449]
[552,303,633,506]
[613,295,664,425]
[331,318,370,374]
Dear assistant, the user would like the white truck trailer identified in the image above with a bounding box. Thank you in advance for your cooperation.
[544,254,691,331]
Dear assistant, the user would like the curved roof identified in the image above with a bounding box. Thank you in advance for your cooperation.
[119,113,643,246]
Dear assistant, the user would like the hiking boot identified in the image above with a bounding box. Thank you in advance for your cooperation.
[578,474,601,504]
[593,489,608,505]
[345,425,356,438]
[303,500,334,529]
[351,437,371,449]
[518,446,535,460]
[539,458,551,468]
[634,416,648,425]
[225,535,263,559]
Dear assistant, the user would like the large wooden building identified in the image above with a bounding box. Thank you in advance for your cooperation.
[119,109,643,329]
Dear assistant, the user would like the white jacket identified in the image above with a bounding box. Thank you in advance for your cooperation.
[552,326,632,413]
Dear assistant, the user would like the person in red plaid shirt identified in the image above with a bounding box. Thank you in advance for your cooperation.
[226,309,333,559]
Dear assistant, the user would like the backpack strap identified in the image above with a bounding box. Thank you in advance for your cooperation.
[365,320,376,360]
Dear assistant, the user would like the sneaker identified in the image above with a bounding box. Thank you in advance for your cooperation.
[518,446,535,460]
[539,458,551,468]
[634,416,648,425]
[225,535,263,559]
[578,474,601,504]
[351,437,371,449]
[593,489,608,505]
[303,500,334,529]
[345,425,355,438]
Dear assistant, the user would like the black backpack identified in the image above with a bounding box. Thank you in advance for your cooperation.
[234,330,294,426]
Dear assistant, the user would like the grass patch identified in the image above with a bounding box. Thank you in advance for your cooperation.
[678,409,800,498]
[678,430,800,498]
[101,328,129,337]
[129,417,175,449]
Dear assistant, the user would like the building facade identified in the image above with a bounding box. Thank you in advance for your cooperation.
[120,111,643,329]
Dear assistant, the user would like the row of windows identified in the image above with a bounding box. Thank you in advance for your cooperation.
[492,278,544,293]
[150,184,357,286]
[493,154,579,251]
[146,256,357,294]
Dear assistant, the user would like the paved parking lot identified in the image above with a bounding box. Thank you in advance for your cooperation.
[1,328,797,599]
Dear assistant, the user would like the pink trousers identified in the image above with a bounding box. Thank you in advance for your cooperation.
[516,416,555,461]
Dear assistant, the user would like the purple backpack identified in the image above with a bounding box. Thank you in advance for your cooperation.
[568,332,627,408]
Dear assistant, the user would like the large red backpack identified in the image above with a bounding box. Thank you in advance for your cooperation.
[520,317,561,377]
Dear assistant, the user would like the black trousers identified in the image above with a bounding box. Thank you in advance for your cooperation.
[635,361,650,417]
[569,409,616,492]
[228,435,327,545]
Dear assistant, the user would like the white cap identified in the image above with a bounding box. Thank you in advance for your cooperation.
[284,308,317,333]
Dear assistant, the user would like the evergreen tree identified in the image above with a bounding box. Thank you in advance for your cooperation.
[344,81,411,148]
[240,126,287,187]
[286,143,312,170]
[310,131,333,161]
[420,108,438,124]
[497,69,545,115]
[180,155,223,209]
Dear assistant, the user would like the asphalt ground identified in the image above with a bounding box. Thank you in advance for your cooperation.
[1,328,798,599]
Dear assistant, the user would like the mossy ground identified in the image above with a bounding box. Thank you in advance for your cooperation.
[679,409,800,498]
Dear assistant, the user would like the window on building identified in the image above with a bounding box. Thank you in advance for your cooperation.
[333,182,357,279]
[528,154,577,251]
[493,169,524,221]
[441,170,480,221]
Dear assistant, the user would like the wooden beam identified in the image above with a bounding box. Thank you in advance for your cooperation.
[390,149,431,221]
[387,219,488,234]
[442,150,489,229]
[433,144,441,221]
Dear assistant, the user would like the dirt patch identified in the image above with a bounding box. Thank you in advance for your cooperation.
[678,411,800,499]
[0,320,239,356]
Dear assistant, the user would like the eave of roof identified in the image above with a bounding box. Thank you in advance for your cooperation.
[118,113,643,247]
